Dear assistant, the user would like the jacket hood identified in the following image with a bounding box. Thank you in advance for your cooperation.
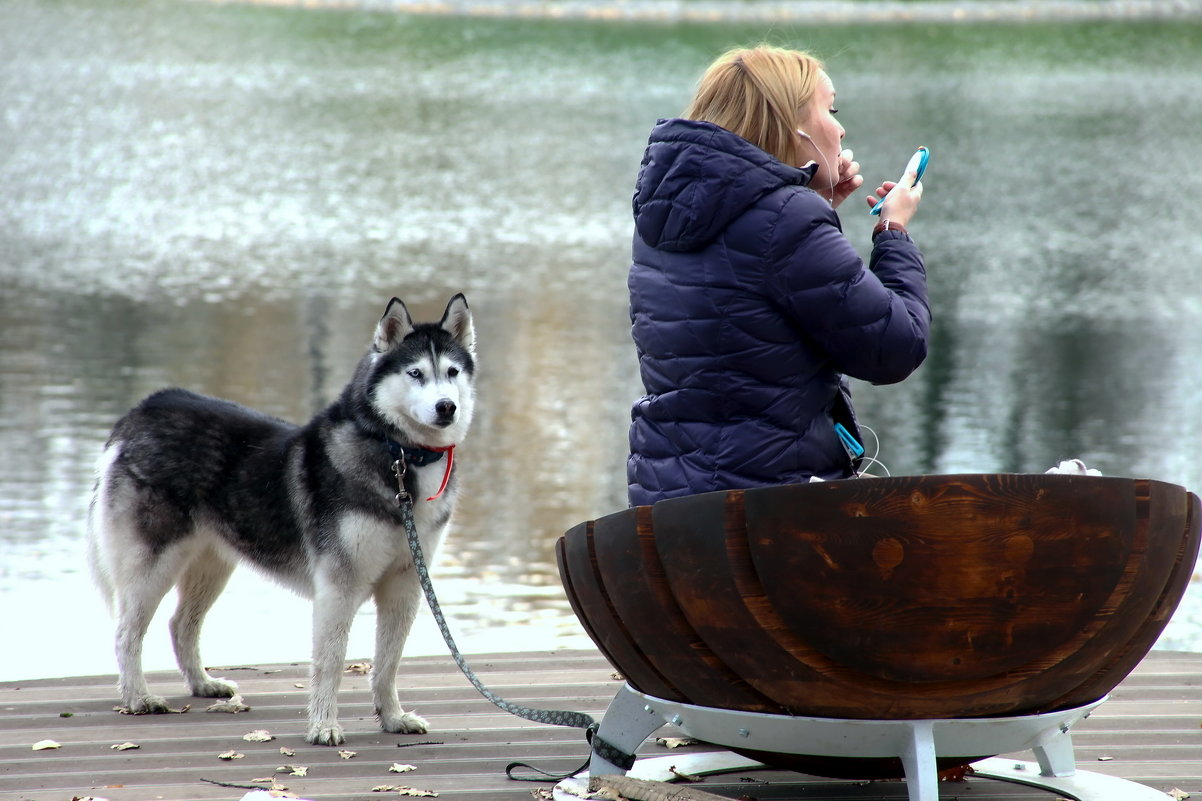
[632,118,817,253]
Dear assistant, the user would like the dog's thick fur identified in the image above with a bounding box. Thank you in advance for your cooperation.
[87,295,475,745]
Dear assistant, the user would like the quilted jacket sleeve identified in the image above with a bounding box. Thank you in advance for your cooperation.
[764,191,931,385]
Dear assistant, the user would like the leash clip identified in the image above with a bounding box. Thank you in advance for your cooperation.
[391,458,411,505]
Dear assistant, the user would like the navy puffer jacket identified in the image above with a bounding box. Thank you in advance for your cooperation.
[627,118,931,507]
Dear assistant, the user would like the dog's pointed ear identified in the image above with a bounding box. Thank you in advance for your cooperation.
[440,294,475,355]
[374,297,415,353]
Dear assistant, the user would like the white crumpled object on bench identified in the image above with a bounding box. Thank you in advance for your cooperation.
[1045,458,1103,476]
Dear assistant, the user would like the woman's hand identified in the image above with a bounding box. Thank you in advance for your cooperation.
[829,149,864,209]
[866,164,923,225]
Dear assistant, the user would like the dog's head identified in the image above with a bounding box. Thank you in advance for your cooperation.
[364,294,476,448]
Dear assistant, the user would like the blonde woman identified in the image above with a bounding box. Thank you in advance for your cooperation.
[627,45,930,506]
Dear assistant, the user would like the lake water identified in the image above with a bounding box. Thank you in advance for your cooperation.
[2,0,1201,683]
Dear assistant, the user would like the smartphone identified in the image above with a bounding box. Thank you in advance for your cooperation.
[869,146,929,216]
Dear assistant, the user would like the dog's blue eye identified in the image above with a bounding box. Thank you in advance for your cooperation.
[407,369,422,380]
[447,367,459,378]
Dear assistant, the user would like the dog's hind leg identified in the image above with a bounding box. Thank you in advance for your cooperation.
[371,565,429,735]
[93,486,187,715]
[170,544,239,699]
[112,551,187,714]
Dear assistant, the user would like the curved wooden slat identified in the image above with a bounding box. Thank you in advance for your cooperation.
[652,490,820,705]
[1042,485,1201,711]
[982,477,1185,715]
[559,517,682,702]
[593,506,776,712]
[556,530,615,669]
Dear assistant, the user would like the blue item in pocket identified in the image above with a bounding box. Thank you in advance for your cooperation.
[835,422,865,459]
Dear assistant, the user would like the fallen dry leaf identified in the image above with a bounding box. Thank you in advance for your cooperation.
[370,787,437,798]
[655,737,697,749]
[109,742,139,751]
[279,746,297,757]
[277,765,308,777]
[1168,790,1191,801]
[389,763,417,774]
[244,729,276,742]
[218,750,245,760]
[938,763,975,782]
[32,740,62,751]
[113,704,190,715]
[669,766,702,782]
[345,662,372,674]
[338,749,357,759]
[558,781,615,800]
[206,694,251,713]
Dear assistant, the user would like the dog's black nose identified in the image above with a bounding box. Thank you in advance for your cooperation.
[435,399,457,421]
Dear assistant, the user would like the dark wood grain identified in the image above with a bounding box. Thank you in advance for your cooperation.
[558,474,1201,733]
[745,475,1135,684]
[559,516,682,702]
[592,506,773,711]
[653,490,822,710]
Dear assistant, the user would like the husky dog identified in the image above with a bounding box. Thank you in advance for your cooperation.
[87,295,475,746]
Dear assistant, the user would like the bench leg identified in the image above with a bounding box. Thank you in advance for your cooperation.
[589,684,665,776]
[899,720,939,801]
[1034,729,1078,777]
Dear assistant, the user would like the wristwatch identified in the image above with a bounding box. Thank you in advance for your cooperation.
[872,219,909,240]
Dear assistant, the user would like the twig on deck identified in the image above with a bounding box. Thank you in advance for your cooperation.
[199,777,268,790]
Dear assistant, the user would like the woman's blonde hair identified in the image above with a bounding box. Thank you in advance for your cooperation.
[684,45,824,167]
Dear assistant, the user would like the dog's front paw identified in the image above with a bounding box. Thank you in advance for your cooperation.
[306,720,346,746]
[190,676,239,698]
[380,710,429,735]
[121,694,172,715]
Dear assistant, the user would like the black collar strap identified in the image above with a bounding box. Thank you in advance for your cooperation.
[384,436,456,502]
[383,436,448,467]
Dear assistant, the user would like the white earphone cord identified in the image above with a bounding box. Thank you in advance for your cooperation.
[797,128,835,203]
[855,424,891,478]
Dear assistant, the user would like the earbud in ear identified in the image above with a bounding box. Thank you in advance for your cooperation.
[795,128,834,203]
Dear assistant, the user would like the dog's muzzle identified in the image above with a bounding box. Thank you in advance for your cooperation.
[434,399,457,427]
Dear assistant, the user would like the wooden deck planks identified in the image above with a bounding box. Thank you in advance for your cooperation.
[3,649,1200,800]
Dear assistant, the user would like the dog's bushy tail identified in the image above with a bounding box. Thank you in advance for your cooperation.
[86,451,117,615]
[86,497,116,615]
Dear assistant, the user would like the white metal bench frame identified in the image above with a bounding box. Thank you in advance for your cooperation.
[554,683,1171,801]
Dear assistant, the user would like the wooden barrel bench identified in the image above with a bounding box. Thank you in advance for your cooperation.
[556,474,1200,779]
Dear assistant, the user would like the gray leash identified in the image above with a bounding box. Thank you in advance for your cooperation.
[390,458,635,780]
